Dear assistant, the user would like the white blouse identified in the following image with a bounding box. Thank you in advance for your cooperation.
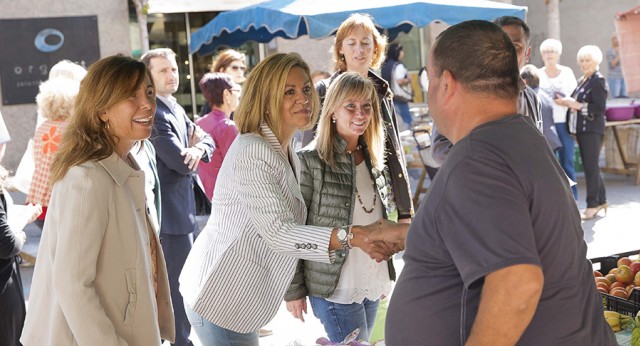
[538,65,578,124]
[327,162,392,304]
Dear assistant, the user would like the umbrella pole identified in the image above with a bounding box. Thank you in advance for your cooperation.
[185,12,197,117]
[258,43,267,61]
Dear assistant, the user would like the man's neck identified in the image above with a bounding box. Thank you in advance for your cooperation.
[447,96,517,144]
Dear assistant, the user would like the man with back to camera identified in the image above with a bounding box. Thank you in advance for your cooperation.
[369,20,616,345]
[429,16,542,165]
[141,48,215,346]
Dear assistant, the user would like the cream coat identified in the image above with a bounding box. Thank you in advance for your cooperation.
[21,153,175,345]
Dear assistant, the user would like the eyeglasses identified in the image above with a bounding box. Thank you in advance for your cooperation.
[229,65,246,71]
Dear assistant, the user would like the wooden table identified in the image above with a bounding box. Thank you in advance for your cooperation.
[602,119,640,185]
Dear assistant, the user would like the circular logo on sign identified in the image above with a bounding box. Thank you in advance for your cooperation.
[34,28,64,52]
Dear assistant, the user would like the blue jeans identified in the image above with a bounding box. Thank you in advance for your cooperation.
[608,76,627,98]
[309,296,379,343]
[160,233,195,346]
[185,305,259,346]
[394,101,412,128]
[554,122,577,199]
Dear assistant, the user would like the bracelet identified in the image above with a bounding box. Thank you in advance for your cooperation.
[346,225,354,249]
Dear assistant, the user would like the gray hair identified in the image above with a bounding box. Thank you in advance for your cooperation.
[539,38,563,55]
[577,45,603,67]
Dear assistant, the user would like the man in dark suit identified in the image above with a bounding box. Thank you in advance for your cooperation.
[142,48,215,346]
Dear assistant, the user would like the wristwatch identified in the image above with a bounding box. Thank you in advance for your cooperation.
[337,225,353,249]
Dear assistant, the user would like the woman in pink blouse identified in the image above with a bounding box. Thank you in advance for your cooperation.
[196,73,241,200]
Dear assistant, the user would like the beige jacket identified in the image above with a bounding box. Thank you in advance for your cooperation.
[21,153,175,345]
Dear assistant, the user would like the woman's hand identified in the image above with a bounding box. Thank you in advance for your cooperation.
[555,96,581,110]
[27,203,43,223]
[350,219,410,261]
[286,298,307,322]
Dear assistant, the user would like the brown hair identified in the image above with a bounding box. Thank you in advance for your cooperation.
[332,14,387,72]
[140,48,177,69]
[50,55,154,183]
[234,53,318,141]
[199,72,235,108]
[211,49,246,72]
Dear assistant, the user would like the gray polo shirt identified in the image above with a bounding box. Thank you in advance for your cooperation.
[386,115,615,345]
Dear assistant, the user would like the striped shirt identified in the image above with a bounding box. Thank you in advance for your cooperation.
[179,123,335,333]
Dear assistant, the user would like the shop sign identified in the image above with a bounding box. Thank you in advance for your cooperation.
[0,16,100,105]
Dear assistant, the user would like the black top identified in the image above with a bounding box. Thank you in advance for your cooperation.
[570,71,607,135]
[0,193,23,293]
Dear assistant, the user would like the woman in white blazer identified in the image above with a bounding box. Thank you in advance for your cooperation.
[179,53,408,345]
[21,55,175,345]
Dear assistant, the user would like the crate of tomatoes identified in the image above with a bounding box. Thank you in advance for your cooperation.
[591,250,640,317]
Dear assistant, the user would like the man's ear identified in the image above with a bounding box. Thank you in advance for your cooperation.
[525,46,532,64]
[441,70,456,96]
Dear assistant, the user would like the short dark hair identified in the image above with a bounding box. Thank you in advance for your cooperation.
[494,16,530,42]
[387,42,403,61]
[199,72,235,108]
[520,64,540,88]
[432,20,519,100]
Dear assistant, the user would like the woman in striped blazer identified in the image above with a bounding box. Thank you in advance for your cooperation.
[179,53,408,345]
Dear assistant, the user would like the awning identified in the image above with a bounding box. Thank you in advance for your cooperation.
[190,0,528,56]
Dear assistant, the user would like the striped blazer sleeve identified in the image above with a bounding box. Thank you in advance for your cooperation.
[235,140,334,263]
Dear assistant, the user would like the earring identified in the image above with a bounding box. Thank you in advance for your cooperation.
[341,55,345,61]
[332,118,336,124]
[104,121,110,131]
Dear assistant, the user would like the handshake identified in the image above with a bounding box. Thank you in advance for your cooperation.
[349,219,410,262]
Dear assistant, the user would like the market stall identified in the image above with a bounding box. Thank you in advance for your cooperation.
[602,103,640,185]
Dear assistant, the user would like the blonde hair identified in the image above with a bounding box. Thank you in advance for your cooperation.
[332,14,388,73]
[49,60,87,81]
[315,72,384,170]
[36,78,79,121]
[50,55,154,183]
[234,53,319,141]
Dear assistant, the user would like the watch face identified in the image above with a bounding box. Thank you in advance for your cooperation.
[337,228,347,241]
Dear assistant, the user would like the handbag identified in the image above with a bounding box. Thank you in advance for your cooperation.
[392,63,414,103]
[567,109,577,135]
[193,176,211,216]
[394,83,414,103]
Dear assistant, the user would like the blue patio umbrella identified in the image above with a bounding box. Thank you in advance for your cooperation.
[190,0,527,56]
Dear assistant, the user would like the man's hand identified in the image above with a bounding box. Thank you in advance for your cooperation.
[189,124,206,148]
[465,264,543,346]
[349,219,410,261]
[364,219,409,253]
[286,298,307,322]
[181,146,204,171]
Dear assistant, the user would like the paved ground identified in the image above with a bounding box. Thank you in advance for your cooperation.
[15,170,640,345]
